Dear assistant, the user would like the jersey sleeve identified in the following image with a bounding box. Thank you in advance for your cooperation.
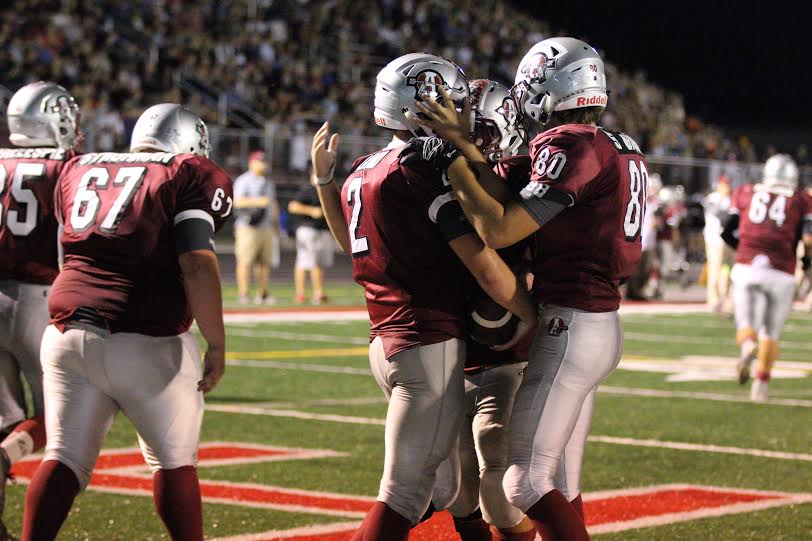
[401,161,474,242]
[518,134,599,226]
[173,156,234,252]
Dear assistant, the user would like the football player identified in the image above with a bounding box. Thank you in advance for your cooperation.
[310,55,537,541]
[0,81,81,540]
[430,79,535,541]
[722,154,812,402]
[405,37,645,541]
[21,104,233,541]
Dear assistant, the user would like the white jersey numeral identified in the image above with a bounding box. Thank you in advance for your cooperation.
[748,192,786,227]
[0,163,45,236]
[623,160,648,240]
[533,148,568,180]
[346,177,369,256]
[70,166,147,233]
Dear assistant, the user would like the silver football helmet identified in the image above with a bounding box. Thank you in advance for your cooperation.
[762,154,798,190]
[513,37,608,127]
[7,81,80,149]
[374,53,470,134]
[130,103,211,157]
[469,79,524,161]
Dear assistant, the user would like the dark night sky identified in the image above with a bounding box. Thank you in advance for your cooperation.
[508,0,810,145]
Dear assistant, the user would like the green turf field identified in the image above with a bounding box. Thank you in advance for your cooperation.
[4,309,811,540]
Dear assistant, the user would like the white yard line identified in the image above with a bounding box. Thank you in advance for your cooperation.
[588,435,812,462]
[624,331,812,352]
[599,385,812,408]
[206,405,812,462]
[224,310,369,324]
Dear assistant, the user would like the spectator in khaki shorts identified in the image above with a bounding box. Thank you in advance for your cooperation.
[233,150,280,305]
[288,182,335,304]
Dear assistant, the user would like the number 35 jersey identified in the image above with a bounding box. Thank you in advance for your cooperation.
[0,148,77,284]
[520,124,646,311]
[50,152,233,336]
[730,183,812,275]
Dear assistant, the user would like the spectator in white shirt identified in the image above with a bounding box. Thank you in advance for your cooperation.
[233,150,280,304]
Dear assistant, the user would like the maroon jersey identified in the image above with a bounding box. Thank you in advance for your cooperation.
[49,152,233,336]
[465,155,533,372]
[520,125,646,311]
[730,183,812,274]
[0,148,76,284]
[341,145,474,358]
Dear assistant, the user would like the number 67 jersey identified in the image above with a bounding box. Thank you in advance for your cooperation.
[50,152,233,336]
[522,124,646,311]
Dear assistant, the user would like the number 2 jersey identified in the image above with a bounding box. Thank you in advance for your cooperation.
[0,148,77,284]
[341,144,474,358]
[729,183,812,275]
[519,124,646,311]
[49,152,233,336]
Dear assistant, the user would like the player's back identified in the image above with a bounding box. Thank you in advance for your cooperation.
[50,151,233,336]
[527,124,646,311]
[732,183,811,274]
[0,147,76,284]
[341,146,471,358]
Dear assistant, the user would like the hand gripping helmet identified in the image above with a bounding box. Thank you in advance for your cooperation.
[513,37,607,127]
[762,154,799,190]
[7,81,80,149]
[469,79,525,161]
[374,53,470,134]
[130,103,211,158]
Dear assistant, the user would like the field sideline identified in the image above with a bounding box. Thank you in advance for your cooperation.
[4,293,811,540]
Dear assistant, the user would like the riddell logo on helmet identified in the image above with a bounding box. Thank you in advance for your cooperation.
[576,95,607,107]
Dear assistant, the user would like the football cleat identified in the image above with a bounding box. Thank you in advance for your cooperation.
[750,379,769,403]
[736,343,757,385]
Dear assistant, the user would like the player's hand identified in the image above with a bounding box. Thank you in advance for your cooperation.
[492,316,536,352]
[311,121,340,184]
[406,86,472,147]
[398,136,462,172]
[198,345,225,393]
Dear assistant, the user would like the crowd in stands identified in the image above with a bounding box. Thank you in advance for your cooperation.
[0,0,801,169]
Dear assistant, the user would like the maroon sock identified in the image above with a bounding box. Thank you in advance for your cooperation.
[491,525,538,541]
[526,490,589,541]
[453,510,492,541]
[13,416,47,450]
[361,501,410,541]
[570,494,584,520]
[21,460,80,541]
[153,466,203,541]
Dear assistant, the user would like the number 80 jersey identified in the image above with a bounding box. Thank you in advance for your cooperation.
[522,124,646,311]
[50,152,233,336]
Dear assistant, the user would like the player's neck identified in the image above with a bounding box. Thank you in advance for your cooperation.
[388,131,412,149]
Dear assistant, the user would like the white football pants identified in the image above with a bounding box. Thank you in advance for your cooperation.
[368,336,465,524]
[732,263,796,340]
[40,324,204,489]
[503,305,622,512]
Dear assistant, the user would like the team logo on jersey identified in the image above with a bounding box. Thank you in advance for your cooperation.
[520,52,556,83]
[407,70,447,101]
[547,317,568,337]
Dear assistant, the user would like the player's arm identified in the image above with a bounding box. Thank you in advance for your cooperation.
[176,224,225,394]
[288,200,324,220]
[311,121,351,253]
[234,195,270,209]
[450,233,537,348]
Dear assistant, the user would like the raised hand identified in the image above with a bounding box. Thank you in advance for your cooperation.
[311,121,340,185]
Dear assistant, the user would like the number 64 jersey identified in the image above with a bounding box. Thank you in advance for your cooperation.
[521,124,646,311]
[50,152,233,336]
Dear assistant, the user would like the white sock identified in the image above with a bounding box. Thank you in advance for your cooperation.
[1,430,34,465]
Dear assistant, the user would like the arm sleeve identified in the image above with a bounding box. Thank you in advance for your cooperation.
[173,157,234,253]
[516,182,573,226]
[721,212,740,249]
[402,162,474,242]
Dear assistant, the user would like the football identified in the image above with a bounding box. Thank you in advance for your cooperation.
[468,293,519,346]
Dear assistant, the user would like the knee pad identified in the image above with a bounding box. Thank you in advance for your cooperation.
[502,463,536,513]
